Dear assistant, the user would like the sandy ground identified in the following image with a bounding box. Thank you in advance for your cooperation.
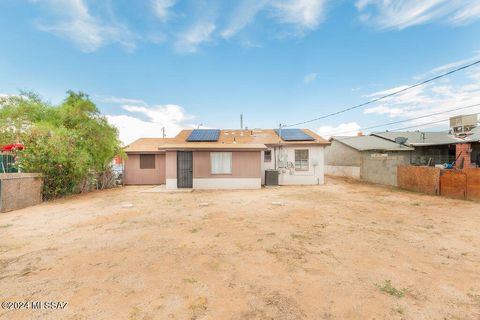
[1,176,480,320]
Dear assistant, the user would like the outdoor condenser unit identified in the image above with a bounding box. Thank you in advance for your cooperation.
[265,170,280,186]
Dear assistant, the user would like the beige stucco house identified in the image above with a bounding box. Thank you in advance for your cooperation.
[124,128,329,189]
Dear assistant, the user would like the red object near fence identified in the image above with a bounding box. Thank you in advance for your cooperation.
[0,144,25,152]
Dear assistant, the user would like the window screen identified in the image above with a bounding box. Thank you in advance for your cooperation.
[264,150,272,162]
[140,154,156,169]
[294,149,309,171]
[211,152,232,174]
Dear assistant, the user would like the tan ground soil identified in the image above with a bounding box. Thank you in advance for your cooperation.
[1,176,480,319]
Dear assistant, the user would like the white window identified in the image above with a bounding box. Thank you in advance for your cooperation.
[211,152,232,174]
[295,149,309,171]
[264,150,272,162]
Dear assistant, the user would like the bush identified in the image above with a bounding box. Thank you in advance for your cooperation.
[0,91,124,199]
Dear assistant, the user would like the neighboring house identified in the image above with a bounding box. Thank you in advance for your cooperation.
[124,128,329,189]
[325,135,414,186]
[326,115,480,186]
[371,131,459,165]
[373,129,480,168]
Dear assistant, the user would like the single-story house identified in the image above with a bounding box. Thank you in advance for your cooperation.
[325,135,414,186]
[124,128,329,189]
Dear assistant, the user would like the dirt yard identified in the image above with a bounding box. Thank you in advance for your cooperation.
[1,177,480,320]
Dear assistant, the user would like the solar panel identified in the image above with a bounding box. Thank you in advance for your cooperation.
[274,129,315,141]
[186,129,221,142]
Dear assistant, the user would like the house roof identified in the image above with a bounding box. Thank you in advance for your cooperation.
[124,138,177,153]
[371,131,463,146]
[125,128,329,153]
[159,143,267,151]
[331,135,414,151]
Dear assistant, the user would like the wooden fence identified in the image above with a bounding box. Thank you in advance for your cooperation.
[397,165,480,201]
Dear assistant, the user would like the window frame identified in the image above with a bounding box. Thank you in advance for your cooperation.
[139,154,156,169]
[264,150,272,163]
[210,152,233,175]
[294,149,309,171]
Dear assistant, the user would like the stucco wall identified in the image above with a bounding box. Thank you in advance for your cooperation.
[325,165,361,179]
[0,173,43,212]
[360,151,411,186]
[124,153,166,185]
[276,145,325,185]
[193,151,261,178]
[260,148,276,185]
[325,141,362,166]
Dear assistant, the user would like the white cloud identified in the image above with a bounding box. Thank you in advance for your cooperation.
[100,96,146,105]
[362,59,480,130]
[414,52,480,80]
[152,0,177,22]
[271,0,327,29]
[356,0,480,29]
[303,72,318,84]
[221,0,268,39]
[175,21,216,53]
[32,0,136,52]
[220,0,327,40]
[106,103,195,144]
[318,122,361,138]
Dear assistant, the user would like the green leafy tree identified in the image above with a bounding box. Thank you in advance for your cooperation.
[0,91,124,199]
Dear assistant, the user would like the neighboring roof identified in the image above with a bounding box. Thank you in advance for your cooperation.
[124,138,177,153]
[372,131,463,146]
[125,128,329,153]
[331,135,414,151]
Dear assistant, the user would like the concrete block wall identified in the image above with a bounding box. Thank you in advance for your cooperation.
[0,173,43,212]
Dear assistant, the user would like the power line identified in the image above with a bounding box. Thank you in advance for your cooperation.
[284,59,480,128]
[333,118,453,143]
[327,102,480,137]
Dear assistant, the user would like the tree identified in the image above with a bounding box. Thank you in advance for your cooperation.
[0,91,124,199]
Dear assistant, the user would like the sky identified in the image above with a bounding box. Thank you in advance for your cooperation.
[1,0,480,144]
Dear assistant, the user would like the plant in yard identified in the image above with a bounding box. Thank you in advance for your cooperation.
[0,91,124,199]
[376,280,407,298]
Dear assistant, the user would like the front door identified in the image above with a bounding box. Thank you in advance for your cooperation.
[177,151,193,188]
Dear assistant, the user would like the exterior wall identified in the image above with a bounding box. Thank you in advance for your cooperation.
[165,151,177,189]
[193,151,261,178]
[276,145,325,185]
[124,153,166,185]
[325,141,362,166]
[0,173,43,212]
[325,165,361,179]
[192,151,261,189]
[193,178,261,189]
[324,141,361,179]
[260,148,276,185]
[360,151,411,186]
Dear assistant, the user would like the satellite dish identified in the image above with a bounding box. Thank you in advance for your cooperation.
[394,137,408,145]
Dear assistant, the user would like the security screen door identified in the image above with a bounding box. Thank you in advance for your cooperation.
[177,151,193,188]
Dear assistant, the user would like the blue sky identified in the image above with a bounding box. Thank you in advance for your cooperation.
[1,0,480,144]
